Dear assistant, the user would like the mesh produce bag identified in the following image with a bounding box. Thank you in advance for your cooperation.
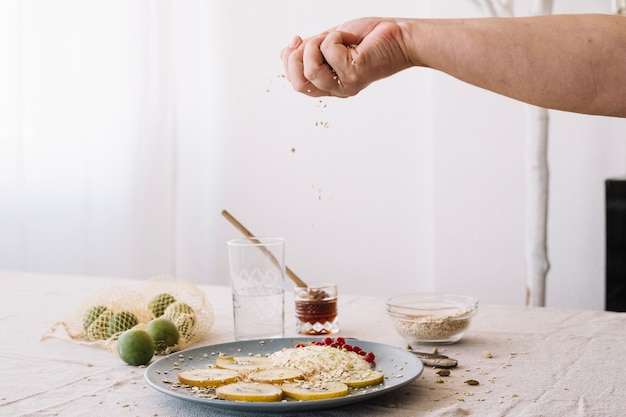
[44,276,214,354]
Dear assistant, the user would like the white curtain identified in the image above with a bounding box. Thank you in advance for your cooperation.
[3,0,622,309]
[0,0,433,295]
[0,0,223,280]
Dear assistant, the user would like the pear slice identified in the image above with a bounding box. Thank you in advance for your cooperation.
[340,369,385,388]
[215,382,283,402]
[215,355,273,371]
[281,381,349,401]
[250,367,304,384]
[178,367,240,387]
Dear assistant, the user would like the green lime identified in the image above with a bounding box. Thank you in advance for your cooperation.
[117,329,154,366]
[163,302,196,338]
[83,305,110,331]
[163,301,194,317]
[146,317,180,353]
[148,293,177,317]
[108,311,139,336]
[86,309,112,340]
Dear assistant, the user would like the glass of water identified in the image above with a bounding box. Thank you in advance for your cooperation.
[227,237,285,340]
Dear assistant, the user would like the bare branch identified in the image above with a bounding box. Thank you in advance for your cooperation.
[472,0,514,17]
[472,0,499,17]
[529,0,554,15]
[495,0,515,16]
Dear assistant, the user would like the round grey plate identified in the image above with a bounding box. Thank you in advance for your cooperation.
[144,337,423,412]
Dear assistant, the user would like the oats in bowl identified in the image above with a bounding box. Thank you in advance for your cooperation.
[385,293,478,344]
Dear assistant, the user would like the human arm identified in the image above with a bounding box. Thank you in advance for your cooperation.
[281,14,626,117]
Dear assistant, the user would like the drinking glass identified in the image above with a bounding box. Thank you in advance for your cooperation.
[227,237,285,340]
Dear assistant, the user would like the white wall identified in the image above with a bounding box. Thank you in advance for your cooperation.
[199,0,626,309]
[2,0,625,310]
[207,0,435,297]
[428,0,626,308]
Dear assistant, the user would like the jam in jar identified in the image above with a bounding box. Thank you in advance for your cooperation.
[294,283,338,335]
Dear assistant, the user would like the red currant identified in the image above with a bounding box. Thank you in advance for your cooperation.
[294,337,375,364]
[296,337,376,363]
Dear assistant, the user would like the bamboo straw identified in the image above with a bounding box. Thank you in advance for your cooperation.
[221,209,308,288]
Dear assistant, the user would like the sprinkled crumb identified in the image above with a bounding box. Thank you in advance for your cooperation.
[269,345,370,383]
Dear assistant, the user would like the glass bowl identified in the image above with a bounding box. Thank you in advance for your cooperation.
[385,293,478,345]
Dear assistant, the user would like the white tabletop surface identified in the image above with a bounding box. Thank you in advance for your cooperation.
[2,269,625,417]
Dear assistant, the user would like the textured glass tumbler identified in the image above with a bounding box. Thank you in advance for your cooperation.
[294,283,338,335]
[228,237,285,341]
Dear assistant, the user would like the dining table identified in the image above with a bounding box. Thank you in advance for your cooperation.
[2,269,625,417]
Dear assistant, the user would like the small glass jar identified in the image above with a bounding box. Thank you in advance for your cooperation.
[294,283,338,335]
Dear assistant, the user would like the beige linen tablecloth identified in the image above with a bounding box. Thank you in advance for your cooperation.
[1,270,625,417]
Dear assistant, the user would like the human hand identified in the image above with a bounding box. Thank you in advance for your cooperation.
[280,17,415,98]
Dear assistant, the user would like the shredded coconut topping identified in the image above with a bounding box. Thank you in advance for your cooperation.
[269,345,371,383]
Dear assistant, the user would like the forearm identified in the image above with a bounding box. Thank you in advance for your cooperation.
[406,14,626,117]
